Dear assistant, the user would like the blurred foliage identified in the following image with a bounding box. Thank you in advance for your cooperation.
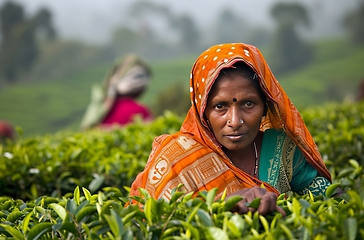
[278,39,364,108]
[151,82,191,117]
[0,38,363,137]
[269,2,314,74]
[301,101,364,167]
[28,40,110,82]
[0,1,55,85]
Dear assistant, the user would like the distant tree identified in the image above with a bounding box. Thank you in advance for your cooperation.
[171,14,200,51]
[343,1,364,45]
[213,8,248,44]
[269,2,313,74]
[110,27,141,56]
[0,1,56,85]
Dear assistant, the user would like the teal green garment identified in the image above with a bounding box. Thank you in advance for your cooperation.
[259,129,330,196]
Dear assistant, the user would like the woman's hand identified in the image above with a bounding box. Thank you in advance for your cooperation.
[227,187,286,216]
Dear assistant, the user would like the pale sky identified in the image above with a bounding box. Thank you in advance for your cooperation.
[3,0,358,44]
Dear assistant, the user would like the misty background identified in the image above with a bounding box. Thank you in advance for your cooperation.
[10,0,357,44]
[0,0,363,137]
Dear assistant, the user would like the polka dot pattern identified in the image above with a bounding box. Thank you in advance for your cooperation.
[183,42,329,182]
[189,43,259,122]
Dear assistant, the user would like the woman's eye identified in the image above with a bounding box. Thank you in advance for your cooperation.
[244,101,254,107]
[215,104,224,109]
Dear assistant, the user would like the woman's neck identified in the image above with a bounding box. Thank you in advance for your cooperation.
[225,131,263,176]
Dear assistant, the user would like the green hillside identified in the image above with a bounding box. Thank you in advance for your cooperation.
[0,39,363,137]
[278,39,364,108]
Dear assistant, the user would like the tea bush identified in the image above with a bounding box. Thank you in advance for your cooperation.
[0,112,183,200]
[0,166,363,239]
[1,101,364,200]
[300,101,364,168]
[0,101,364,239]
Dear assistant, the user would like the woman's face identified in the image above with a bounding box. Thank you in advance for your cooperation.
[205,74,265,152]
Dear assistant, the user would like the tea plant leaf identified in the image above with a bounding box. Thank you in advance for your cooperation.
[89,174,105,193]
[343,217,357,240]
[169,220,200,239]
[325,183,341,198]
[74,186,80,205]
[121,210,137,226]
[170,191,185,204]
[22,211,33,236]
[49,203,67,221]
[104,209,124,238]
[70,148,82,160]
[75,205,97,223]
[181,192,194,203]
[279,224,294,239]
[57,222,78,235]
[269,214,280,231]
[277,193,286,201]
[0,224,24,240]
[196,209,213,227]
[224,195,243,211]
[203,227,228,240]
[170,183,184,196]
[6,211,23,223]
[247,198,261,208]
[43,197,59,206]
[122,228,133,240]
[229,214,245,232]
[224,217,240,238]
[347,190,364,209]
[138,188,151,200]
[27,222,53,240]
[144,197,157,225]
[30,183,38,199]
[308,201,323,213]
[186,202,202,224]
[82,187,92,201]
[348,159,359,168]
[65,199,77,217]
[259,215,269,233]
[197,191,208,201]
[206,187,218,210]
[221,188,227,201]
[160,226,181,238]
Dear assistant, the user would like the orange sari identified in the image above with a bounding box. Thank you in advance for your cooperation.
[130,43,331,200]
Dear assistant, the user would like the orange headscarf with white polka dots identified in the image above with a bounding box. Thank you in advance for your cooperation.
[182,43,331,181]
[130,43,331,200]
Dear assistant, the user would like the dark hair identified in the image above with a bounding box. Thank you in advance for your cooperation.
[217,61,267,105]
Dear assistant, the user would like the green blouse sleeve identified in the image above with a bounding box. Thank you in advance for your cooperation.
[290,149,318,192]
[260,129,331,196]
[290,142,331,195]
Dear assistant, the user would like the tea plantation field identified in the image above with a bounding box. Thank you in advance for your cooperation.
[0,101,363,239]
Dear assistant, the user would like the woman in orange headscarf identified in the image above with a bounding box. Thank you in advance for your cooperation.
[130,43,332,215]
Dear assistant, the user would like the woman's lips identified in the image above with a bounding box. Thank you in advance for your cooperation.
[224,134,245,140]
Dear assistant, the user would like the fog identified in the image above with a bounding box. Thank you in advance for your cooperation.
[6,0,359,45]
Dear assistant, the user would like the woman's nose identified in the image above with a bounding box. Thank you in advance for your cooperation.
[227,108,242,128]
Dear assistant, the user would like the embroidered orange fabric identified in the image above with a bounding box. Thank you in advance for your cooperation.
[130,43,331,200]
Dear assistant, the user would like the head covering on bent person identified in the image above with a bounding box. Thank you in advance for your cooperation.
[80,54,152,130]
[182,42,331,181]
